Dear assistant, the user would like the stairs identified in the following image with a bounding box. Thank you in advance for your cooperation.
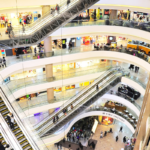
[0,0,99,49]
[33,69,121,137]
[0,98,33,150]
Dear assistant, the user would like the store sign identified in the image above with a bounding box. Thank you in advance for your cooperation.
[101,112,126,123]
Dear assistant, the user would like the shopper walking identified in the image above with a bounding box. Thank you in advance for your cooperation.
[116,136,118,142]
[123,136,126,143]
[104,131,107,137]
[109,128,113,133]
[119,126,123,132]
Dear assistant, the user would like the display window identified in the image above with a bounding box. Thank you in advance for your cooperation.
[101,116,113,125]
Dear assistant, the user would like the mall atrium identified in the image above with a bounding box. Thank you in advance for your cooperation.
[0,0,150,150]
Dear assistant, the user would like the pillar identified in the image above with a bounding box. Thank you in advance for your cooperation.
[42,5,51,15]
[134,75,150,149]
[44,36,53,57]
[42,6,54,103]
[49,108,55,115]
[109,10,117,20]
[47,88,54,103]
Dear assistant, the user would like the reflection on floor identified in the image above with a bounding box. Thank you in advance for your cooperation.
[47,120,132,150]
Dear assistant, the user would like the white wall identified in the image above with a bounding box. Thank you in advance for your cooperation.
[101,94,140,117]
[43,111,135,145]
[51,26,150,43]
[121,77,145,95]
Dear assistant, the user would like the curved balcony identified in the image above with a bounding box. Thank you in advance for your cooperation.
[42,106,136,145]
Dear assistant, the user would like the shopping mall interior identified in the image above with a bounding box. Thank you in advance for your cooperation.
[0,0,150,150]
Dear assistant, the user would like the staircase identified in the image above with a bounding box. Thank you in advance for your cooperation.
[0,0,99,49]
[34,69,122,137]
[0,97,33,150]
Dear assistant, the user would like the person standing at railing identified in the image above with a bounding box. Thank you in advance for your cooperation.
[2,57,6,67]
[56,4,60,14]
[22,24,25,33]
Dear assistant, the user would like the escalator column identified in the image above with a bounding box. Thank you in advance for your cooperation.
[42,6,55,104]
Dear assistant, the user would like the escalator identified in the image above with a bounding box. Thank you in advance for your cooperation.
[0,97,33,150]
[34,69,121,137]
[0,132,9,148]
[0,0,99,49]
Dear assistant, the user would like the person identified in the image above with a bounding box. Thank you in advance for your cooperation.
[96,84,99,91]
[0,140,5,150]
[2,57,6,67]
[0,57,2,68]
[69,41,72,51]
[135,66,138,73]
[7,113,12,125]
[79,142,83,150]
[109,128,113,133]
[104,131,107,136]
[56,4,60,14]
[123,136,126,143]
[53,117,55,123]
[28,94,31,100]
[116,136,118,142]
[71,104,73,109]
[10,116,15,130]
[7,24,12,38]
[0,32,2,37]
[127,9,130,21]
[56,115,59,121]
[22,24,25,33]
[63,108,67,115]
[34,47,37,56]
[67,0,70,7]
[100,131,103,138]
[119,126,123,132]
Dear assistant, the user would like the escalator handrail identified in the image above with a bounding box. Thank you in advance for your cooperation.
[34,69,113,129]
[0,87,40,150]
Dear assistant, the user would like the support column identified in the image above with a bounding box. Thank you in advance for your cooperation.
[42,6,54,103]
[109,10,117,20]
[134,74,150,149]
[44,36,53,57]
[42,5,51,15]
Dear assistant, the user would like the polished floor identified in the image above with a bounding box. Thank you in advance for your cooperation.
[47,120,132,150]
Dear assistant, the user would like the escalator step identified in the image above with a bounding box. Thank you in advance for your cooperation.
[22,143,30,149]
[20,139,27,145]
[17,135,25,140]
[15,131,23,136]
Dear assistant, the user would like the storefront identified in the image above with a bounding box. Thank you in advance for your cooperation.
[117,10,130,20]
[99,116,114,125]
[0,8,42,27]
[10,68,45,80]
[131,11,149,21]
